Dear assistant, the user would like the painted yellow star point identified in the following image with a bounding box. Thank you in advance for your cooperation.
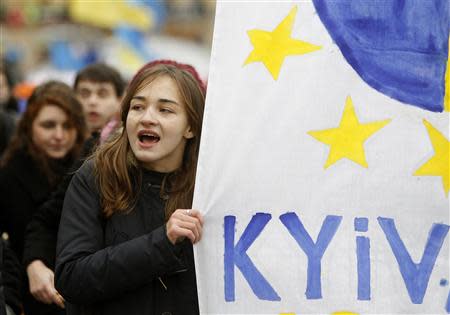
[308,96,391,169]
[244,5,321,80]
[414,119,450,196]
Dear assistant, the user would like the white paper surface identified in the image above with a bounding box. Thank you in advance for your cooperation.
[193,2,449,314]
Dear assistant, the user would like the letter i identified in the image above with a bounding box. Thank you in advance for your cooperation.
[355,217,370,300]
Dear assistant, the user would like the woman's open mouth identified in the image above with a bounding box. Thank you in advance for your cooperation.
[138,130,160,146]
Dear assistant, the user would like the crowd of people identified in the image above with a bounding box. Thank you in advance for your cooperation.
[0,59,206,315]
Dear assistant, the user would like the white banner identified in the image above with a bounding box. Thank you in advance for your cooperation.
[193,1,449,314]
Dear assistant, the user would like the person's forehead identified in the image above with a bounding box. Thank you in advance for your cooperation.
[135,75,178,95]
[35,104,68,120]
[76,80,115,91]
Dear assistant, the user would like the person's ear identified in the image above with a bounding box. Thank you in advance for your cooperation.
[184,126,194,139]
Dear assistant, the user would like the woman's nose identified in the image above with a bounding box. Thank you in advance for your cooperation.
[141,107,158,124]
[53,126,65,140]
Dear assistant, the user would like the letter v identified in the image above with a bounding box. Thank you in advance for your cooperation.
[378,217,449,304]
[224,213,280,302]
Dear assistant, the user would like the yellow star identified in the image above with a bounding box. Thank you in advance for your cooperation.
[244,6,321,80]
[414,120,450,196]
[308,96,391,169]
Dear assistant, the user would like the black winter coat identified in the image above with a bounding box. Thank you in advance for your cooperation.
[0,243,4,315]
[55,160,199,315]
[0,239,22,315]
[23,133,99,270]
[0,150,69,315]
[0,240,6,315]
[0,150,52,260]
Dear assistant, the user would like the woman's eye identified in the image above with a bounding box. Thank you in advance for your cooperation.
[40,121,56,129]
[131,104,143,110]
[160,108,173,113]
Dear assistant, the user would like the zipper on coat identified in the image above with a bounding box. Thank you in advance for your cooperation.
[158,277,167,290]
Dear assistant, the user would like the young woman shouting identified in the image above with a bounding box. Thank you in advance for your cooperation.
[55,60,206,315]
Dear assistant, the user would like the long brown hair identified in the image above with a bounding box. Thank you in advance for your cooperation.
[94,61,205,219]
[1,81,87,186]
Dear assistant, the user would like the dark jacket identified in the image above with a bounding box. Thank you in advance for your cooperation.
[22,173,73,270]
[0,150,54,260]
[0,239,22,315]
[0,241,4,315]
[23,133,99,270]
[0,150,69,315]
[0,112,15,158]
[55,160,199,315]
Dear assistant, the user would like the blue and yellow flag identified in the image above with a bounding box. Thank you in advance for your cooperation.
[69,0,155,31]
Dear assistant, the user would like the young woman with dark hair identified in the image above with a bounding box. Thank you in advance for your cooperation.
[0,80,87,315]
[22,63,126,313]
[55,60,206,315]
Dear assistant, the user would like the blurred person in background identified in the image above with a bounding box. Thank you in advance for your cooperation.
[22,63,125,313]
[0,111,15,158]
[0,63,19,116]
[0,63,19,158]
[0,81,87,315]
[74,63,124,138]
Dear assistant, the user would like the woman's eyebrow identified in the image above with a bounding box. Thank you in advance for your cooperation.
[131,96,146,101]
[130,96,179,106]
[159,98,179,106]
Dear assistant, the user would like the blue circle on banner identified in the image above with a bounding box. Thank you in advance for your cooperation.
[312,0,449,112]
